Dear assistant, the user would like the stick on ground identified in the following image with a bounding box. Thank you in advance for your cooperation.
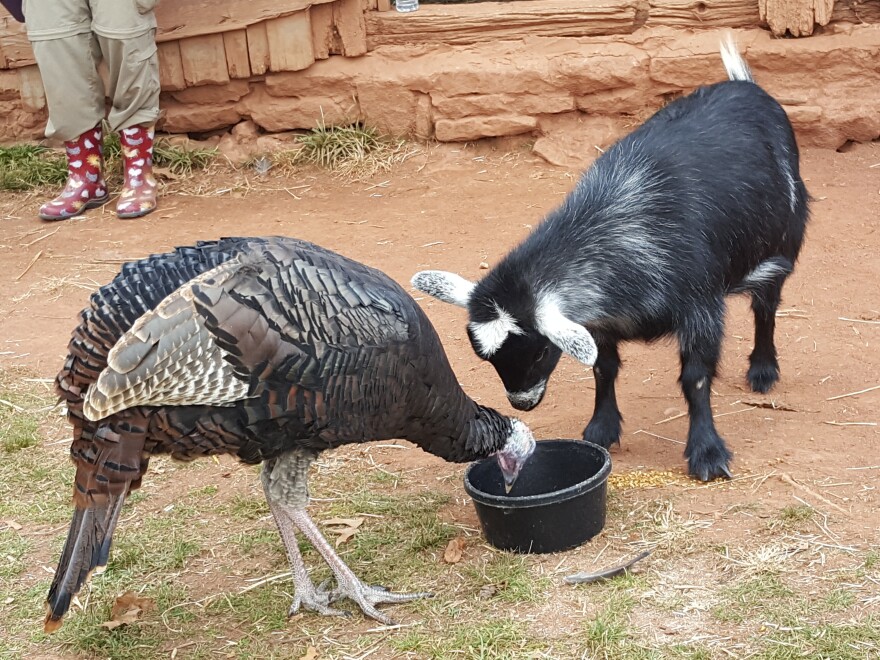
[779,473,850,516]
[564,549,653,585]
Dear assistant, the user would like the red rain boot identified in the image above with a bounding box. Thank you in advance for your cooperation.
[38,125,109,221]
[116,125,158,219]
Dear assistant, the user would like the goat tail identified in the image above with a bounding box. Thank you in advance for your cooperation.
[44,491,127,633]
[720,33,754,83]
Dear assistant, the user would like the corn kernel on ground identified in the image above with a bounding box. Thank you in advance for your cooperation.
[608,470,687,490]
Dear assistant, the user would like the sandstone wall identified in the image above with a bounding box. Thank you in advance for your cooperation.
[175,25,880,157]
[2,18,879,155]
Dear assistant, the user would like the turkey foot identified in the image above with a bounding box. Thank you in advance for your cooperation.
[282,506,432,625]
[322,580,432,625]
[268,502,350,619]
[289,579,343,619]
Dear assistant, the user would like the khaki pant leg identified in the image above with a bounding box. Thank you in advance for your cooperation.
[23,0,105,141]
[90,0,160,132]
[95,31,161,133]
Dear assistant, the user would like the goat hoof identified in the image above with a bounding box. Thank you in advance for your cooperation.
[582,417,622,449]
[686,440,733,482]
[747,362,779,394]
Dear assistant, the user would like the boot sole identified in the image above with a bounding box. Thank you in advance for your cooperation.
[39,195,110,221]
[117,205,157,220]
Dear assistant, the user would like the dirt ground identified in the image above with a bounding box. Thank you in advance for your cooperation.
[1,138,879,658]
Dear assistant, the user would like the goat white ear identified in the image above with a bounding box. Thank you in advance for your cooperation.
[411,270,474,308]
[537,302,598,367]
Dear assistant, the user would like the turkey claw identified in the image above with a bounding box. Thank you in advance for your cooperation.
[288,585,348,619]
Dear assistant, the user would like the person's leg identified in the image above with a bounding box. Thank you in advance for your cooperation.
[91,0,160,218]
[25,0,109,219]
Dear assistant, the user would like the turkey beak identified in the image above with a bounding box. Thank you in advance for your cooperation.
[503,469,518,494]
[498,454,523,494]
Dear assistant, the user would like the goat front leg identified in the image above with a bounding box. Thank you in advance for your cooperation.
[582,337,623,449]
[678,310,733,481]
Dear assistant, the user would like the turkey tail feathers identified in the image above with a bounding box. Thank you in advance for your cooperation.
[44,491,127,633]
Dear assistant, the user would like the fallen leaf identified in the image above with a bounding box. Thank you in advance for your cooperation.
[3,596,14,605]
[443,537,467,564]
[99,591,154,630]
[1,519,22,531]
[323,517,365,547]
[300,646,319,660]
[152,166,183,181]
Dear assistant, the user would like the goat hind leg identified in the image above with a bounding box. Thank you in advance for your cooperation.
[678,310,733,482]
[747,279,784,393]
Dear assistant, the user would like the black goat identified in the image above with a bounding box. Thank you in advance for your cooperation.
[412,37,810,481]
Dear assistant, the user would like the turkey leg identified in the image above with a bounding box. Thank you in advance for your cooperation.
[281,505,432,626]
[261,451,430,625]
[267,500,342,618]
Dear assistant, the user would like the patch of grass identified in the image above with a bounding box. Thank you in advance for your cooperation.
[665,646,714,660]
[392,618,540,659]
[822,588,857,611]
[110,513,203,575]
[864,550,879,570]
[0,394,41,453]
[773,504,816,530]
[0,582,52,656]
[759,618,880,660]
[0,145,67,191]
[225,493,270,521]
[153,138,217,176]
[0,130,216,193]
[231,528,285,559]
[0,530,32,579]
[204,582,291,634]
[712,574,798,624]
[56,581,192,659]
[779,504,814,523]
[191,484,218,498]
[272,120,412,179]
[126,490,150,506]
[0,393,71,526]
[463,552,551,604]
[580,586,668,660]
[324,484,456,556]
[584,599,630,647]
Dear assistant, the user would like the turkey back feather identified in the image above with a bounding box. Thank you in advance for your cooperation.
[47,239,248,631]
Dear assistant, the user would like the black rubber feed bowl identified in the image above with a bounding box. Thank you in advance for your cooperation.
[464,439,611,554]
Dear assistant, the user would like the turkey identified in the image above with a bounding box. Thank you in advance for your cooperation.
[44,236,536,632]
